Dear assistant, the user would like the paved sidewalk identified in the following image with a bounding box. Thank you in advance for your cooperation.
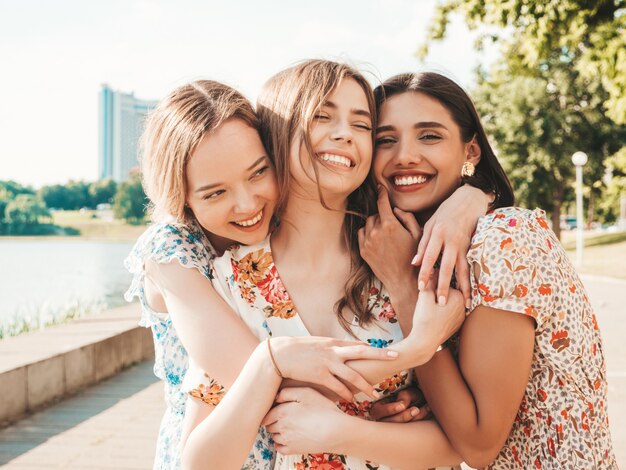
[0,274,624,469]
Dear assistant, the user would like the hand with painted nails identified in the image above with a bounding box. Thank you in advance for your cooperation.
[358,186,422,334]
[269,336,399,402]
[369,387,430,423]
[411,185,493,308]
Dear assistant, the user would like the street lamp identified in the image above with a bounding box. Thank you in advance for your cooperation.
[572,151,588,266]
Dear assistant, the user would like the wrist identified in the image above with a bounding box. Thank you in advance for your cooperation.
[326,412,358,455]
[404,329,441,365]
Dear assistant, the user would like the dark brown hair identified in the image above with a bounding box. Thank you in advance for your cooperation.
[257,59,378,334]
[374,72,515,209]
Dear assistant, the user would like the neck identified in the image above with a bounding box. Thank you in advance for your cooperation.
[272,192,348,265]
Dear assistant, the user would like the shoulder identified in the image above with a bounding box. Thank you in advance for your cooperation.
[469,207,553,256]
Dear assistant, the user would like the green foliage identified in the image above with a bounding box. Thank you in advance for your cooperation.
[423,0,626,124]
[39,180,92,210]
[89,179,118,206]
[598,146,626,222]
[113,175,148,224]
[4,194,51,234]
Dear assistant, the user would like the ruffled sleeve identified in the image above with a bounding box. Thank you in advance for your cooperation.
[124,221,216,327]
[467,207,559,329]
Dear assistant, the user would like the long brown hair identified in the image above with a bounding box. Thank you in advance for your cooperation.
[374,72,515,209]
[257,59,379,334]
[141,80,258,224]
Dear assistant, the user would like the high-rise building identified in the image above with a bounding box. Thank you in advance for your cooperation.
[98,85,157,182]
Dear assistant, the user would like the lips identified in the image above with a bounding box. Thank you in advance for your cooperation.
[231,209,264,231]
[388,172,434,192]
[316,151,355,169]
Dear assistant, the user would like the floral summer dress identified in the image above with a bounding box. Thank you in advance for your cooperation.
[124,221,216,470]
[467,207,616,469]
[182,237,457,470]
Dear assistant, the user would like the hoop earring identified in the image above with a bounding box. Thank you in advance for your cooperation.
[461,161,475,178]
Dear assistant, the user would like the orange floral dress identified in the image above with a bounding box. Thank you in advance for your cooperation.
[183,237,456,470]
[467,207,616,469]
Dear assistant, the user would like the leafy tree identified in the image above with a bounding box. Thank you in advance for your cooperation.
[39,180,92,210]
[598,147,626,222]
[472,54,625,239]
[5,194,51,234]
[422,0,626,124]
[113,175,148,224]
[89,179,118,206]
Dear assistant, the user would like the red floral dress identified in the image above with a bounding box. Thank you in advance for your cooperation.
[467,207,616,469]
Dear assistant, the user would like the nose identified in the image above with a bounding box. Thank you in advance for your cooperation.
[330,119,353,143]
[233,186,257,214]
[395,139,422,166]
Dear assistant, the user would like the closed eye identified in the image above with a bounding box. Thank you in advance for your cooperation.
[419,133,442,141]
[354,122,372,131]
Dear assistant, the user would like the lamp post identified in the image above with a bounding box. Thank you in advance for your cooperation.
[572,151,588,266]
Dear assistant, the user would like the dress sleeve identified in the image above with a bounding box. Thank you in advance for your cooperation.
[123,222,215,326]
[182,358,226,406]
[467,208,558,329]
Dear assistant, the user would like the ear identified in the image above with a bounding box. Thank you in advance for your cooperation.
[465,136,481,166]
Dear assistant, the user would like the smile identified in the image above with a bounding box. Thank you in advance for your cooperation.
[394,175,428,186]
[317,153,354,169]
[232,210,263,228]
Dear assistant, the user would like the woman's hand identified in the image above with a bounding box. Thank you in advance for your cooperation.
[369,387,430,423]
[270,337,399,401]
[358,186,422,290]
[409,277,465,357]
[412,185,493,308]
[263,387,347,455]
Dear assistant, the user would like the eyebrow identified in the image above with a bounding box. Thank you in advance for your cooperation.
[194,155,268,193]
[322,100,372,120]
[376,122,448,133]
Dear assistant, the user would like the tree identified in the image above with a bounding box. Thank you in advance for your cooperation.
[89,179,118,207]
[5,194,51,234]
[39,180,93,210]
[471,53,625,239]
[422,0,626,124]
[113,175,148,224]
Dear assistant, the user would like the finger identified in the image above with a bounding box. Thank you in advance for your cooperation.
[272,434,287,447]
[275,387,307,404]
[262,403,287,426]
[436,249,456,305]
[376,186,396,222]
[380,406,423,423]
[393,207,421,239]
[322,374,355,402]
[265,421,281,433]
[455,255,472,309]
[395,388,423,407]
[365,214,378,236]
[333,363,378,399]
[369,400,407,421]
[417,234,443,291]
[334,344,399,361]
[412,221,433,266]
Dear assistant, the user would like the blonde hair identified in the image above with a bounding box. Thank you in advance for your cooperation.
[140,80,258,224]
[257,59,379,335]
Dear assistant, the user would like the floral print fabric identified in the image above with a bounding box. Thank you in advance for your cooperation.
[467,207,616,469]
[184,237,456,470]
[124,220,216,470]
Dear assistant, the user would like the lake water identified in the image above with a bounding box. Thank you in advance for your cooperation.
[0,239,136,324]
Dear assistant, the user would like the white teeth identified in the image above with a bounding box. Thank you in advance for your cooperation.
[394,175,428,186]
[234,210,263,227]
[318,153,352,168]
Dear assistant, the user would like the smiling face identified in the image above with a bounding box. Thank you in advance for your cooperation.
[291,78,373,204]
[373,91,481,222]
[185,118,278,252]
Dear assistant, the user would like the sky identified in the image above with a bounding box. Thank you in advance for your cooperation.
[0,0,499,188]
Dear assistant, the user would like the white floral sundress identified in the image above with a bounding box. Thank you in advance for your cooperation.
[124,220,216,470]
[183,237,457,470]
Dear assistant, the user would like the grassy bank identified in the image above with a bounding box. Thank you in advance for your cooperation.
[562,230,626,279]
[52,210,146,241]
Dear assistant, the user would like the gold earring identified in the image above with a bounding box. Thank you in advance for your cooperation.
[461,161,475,178]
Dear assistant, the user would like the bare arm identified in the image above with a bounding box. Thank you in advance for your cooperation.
[415,306,535,468]
[263,387,461,469]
